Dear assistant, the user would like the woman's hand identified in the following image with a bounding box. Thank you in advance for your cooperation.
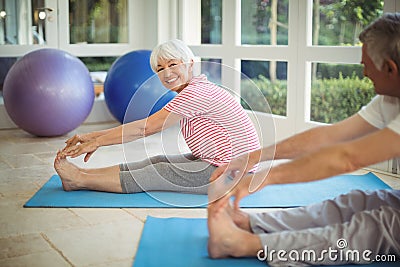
[62,137,100,162]
[65,133,95,148]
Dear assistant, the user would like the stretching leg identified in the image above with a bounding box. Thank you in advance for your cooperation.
[250,189,400,234]
[120,158,216,194]
[80,153,196,174]
[54,153,196,193]
[258,205,400,266]
[54,156,122,192]
[120,153,197,171]
[208,199,400,266]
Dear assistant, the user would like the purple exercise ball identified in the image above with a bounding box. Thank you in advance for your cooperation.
[3,49,94,137]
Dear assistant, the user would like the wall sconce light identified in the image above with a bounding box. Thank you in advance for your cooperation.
[38,11,46,20]
[35,7,54,22]
[0,10,6,19]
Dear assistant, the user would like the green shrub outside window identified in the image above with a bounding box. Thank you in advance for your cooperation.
[242,73,375,124]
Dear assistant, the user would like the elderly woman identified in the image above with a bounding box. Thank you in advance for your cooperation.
[55,39,260,194]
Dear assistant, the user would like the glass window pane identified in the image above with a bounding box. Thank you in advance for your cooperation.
[1,0,49,45]
[200,58,221,84]
[241,60,287,115]
[201,0,222,44]
[312,1,383,46]
[69,0,128,44]
[310,63,375,124]
[79,57,117,98]
[79,56,117,72]
[0,57,18,94]
[241,0,288,45]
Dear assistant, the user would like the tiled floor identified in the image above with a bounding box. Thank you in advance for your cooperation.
[1,122,399,266]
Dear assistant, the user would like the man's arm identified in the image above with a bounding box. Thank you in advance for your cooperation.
[210,114,377,182]
[223,126,400,209]
[265,127,400,185]
[258,113,378,161]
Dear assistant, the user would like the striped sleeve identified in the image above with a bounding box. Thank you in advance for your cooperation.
[164,85,211,118]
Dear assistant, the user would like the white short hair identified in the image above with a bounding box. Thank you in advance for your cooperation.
[150,39,195,72]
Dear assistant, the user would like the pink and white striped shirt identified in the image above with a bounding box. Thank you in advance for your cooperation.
[164,74,260,167]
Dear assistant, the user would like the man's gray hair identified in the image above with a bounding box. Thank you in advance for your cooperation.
[359,12,400,71]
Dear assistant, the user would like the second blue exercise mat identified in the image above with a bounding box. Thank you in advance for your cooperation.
[134,216,398,267]
[24,172,391,208]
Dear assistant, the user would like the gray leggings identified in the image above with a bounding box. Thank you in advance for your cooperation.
[250,189,400,266]
[119,153,217,194]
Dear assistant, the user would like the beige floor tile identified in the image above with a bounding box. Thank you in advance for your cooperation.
[0,142,55,155]
[353,169,400,189]
[0,250,70,267]
[0,178,41,201]
[44,217,142,266]
[0,157,12,169]
[374,172,400,189]
[34,153,59,167]
[69,208,137,225]
[1,154,48,169]
[0,203,88,237]
[86,258,133,267]
[0,233,51,259]
[0,165,54,181]
[44,139,73,150]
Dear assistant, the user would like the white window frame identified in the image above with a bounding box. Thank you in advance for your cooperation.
[0,0,58,57]
[0,0,178,127]
[0,0,178,58]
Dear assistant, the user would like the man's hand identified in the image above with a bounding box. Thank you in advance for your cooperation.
[208,172,256,211]
[210,152,259,182]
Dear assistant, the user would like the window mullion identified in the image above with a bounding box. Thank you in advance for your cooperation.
[221,0,241,101]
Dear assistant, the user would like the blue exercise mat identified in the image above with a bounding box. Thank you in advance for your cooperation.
[133,216,398,267]
[24,172,391,208]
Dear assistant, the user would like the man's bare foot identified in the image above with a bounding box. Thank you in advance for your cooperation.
[54,155,84,191]
[225,203,252,232]
[207,202,262,259]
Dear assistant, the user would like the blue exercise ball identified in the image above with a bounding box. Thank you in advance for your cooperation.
[104,50,176,123]
[3,48,94,137]
[123,74,178,124]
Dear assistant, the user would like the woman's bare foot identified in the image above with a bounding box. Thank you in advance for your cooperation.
[54,155,84,191]
[207,202,262,259]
